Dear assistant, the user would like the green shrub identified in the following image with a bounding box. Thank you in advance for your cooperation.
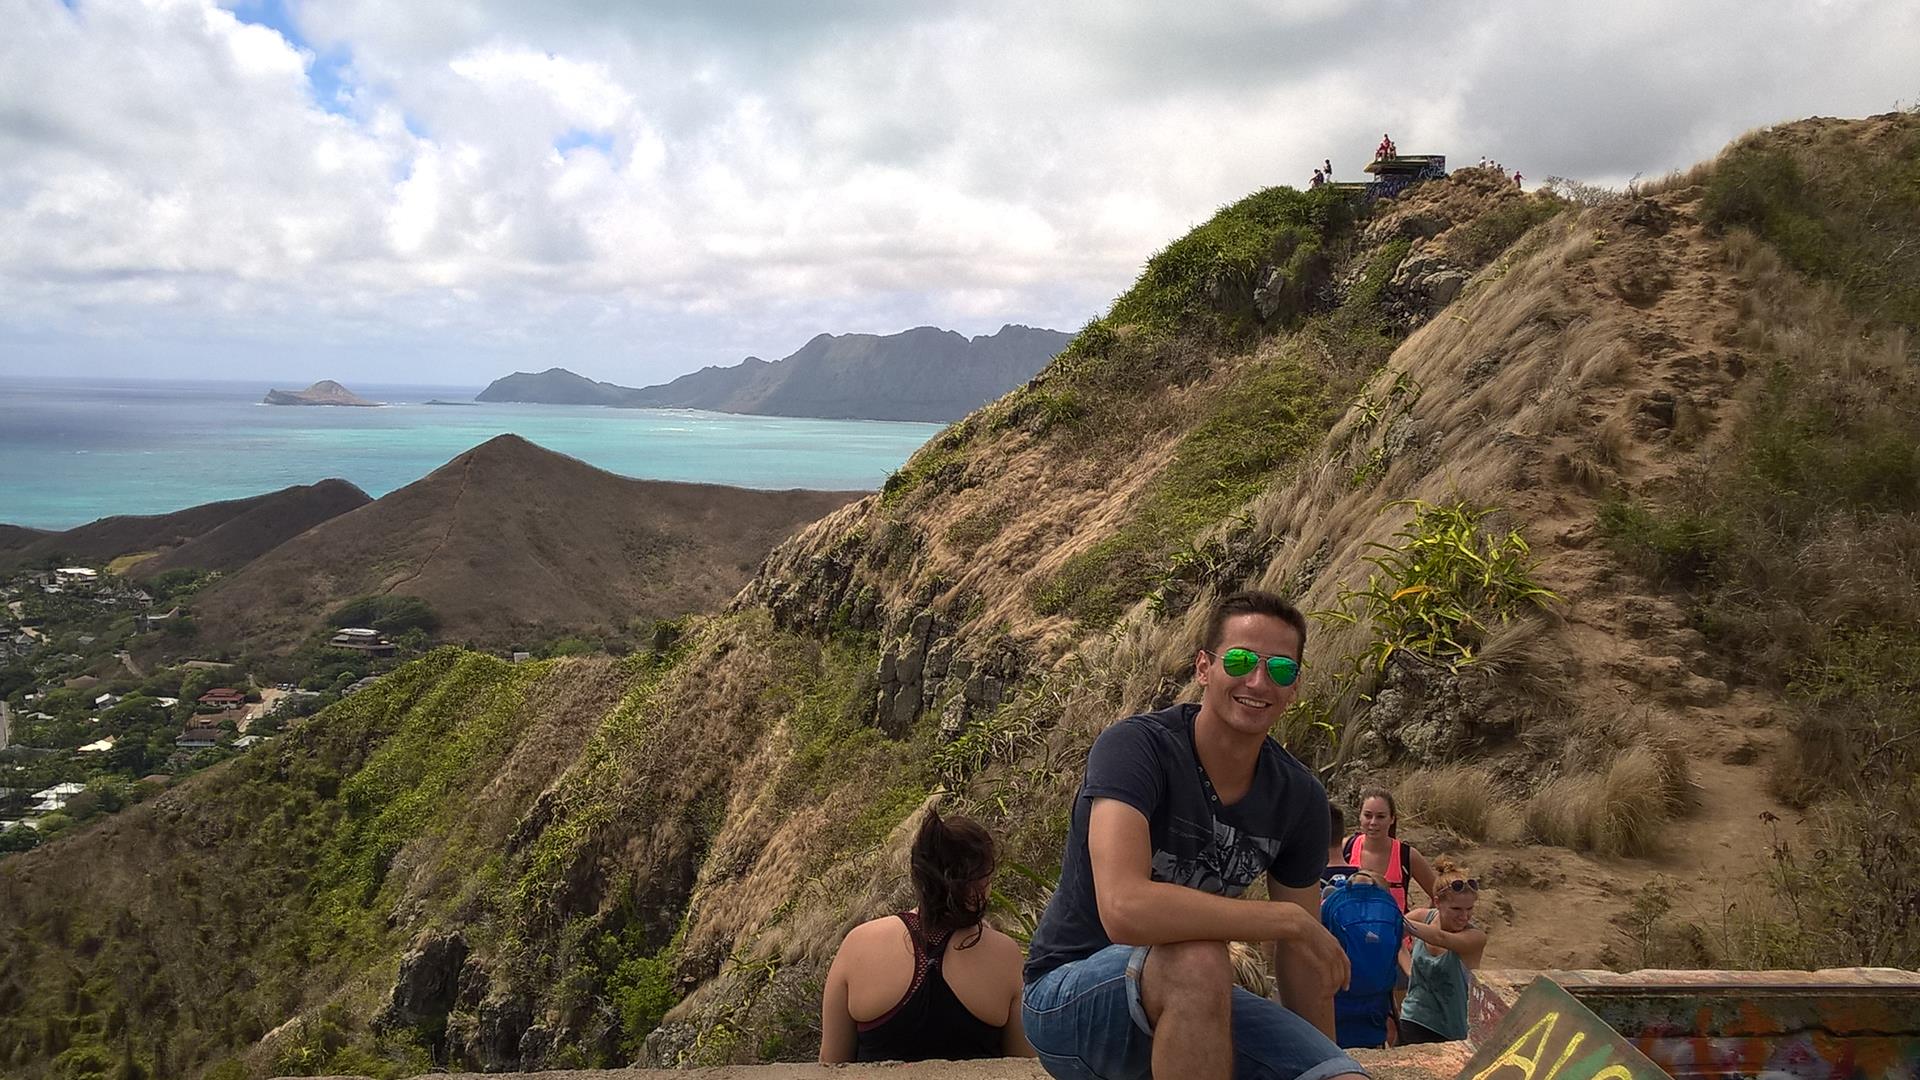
[1704,129,1920,330]
[1033,352,1336,625]
[1320,500,1559,672]
[1447,196,1565,266]
[1597,500,1733,586]
[1108,185,1355,340]
[1345,238,1411,310]
[609,953,679,1053]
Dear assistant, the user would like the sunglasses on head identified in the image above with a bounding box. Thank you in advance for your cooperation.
[1442,878,1481,893]
[1208,647,1301,687]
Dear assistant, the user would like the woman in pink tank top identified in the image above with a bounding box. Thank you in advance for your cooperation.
[1342,788,1437,913]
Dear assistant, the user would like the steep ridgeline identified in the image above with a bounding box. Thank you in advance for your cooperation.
[6,114,1920,1080]
[0,524,52,551]
[0,480,372,574]
[188,435,864,653]
[476,324,1075,422]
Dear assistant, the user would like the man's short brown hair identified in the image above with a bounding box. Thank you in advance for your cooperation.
[1201,590,1308,661]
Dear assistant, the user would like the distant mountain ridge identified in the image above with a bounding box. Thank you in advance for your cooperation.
[476,323,1074,421]
[474,369,634,406]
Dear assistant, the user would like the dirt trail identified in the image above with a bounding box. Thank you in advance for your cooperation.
[1409,188,1802,971]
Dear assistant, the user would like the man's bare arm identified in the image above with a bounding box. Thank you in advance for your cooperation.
[1087,798,1350,1013]
[1269,880,1341,1040]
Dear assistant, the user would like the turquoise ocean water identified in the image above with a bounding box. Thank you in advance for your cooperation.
[0,378,942,530]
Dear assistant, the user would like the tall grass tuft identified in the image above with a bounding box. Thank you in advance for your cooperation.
[1525,746,1673,857]
[1398,765,1523,842]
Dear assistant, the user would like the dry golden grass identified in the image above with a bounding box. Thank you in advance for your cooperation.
[1526,745,1677,856]
[1554,449,1612,494]
[1230,940,1274,997]
[107,550,160,574]
[1470,615,1572,708]
[1590,413,1633,467]
[1526,382,1582,437]
[1398,765,1524,842]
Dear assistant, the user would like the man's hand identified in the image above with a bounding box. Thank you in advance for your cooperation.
[1273,900,1349,996]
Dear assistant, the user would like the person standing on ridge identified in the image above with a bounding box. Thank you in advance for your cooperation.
[1324,158,1334,180]
[1021,590,1365,1080]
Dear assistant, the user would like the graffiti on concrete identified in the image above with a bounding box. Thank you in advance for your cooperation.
[1458,979,1667,1080]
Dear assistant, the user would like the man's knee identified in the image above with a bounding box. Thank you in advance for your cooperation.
[1140,940,1232,1020]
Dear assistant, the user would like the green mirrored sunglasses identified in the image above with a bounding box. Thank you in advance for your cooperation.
[1211,646,1300,686]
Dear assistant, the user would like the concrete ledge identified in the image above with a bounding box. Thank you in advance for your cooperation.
[278,1040,1473,1080]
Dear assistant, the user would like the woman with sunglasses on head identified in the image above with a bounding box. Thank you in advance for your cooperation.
[1397,857,1487,1044]
[819,808,1034,1063]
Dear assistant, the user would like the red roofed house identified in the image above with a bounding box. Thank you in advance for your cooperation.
[198,688,247,710]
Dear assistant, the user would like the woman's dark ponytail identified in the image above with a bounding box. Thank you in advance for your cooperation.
[911,808,997,945]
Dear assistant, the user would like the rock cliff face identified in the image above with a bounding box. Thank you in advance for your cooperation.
[262,379,379,406]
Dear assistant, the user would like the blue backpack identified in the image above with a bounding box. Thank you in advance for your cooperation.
[1321,877,1403,1049]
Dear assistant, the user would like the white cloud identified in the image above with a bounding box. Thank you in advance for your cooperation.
[0,0,1917,384]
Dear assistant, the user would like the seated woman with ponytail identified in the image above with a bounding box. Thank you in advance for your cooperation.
[819,809,1035,1063]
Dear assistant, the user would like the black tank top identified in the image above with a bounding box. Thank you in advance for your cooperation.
[852,911,1003,1062]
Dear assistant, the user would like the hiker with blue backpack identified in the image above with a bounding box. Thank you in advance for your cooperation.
[1320,867,1403,1048]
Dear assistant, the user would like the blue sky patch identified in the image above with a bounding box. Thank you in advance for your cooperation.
[555,129,615,156]
[227,0,354,117]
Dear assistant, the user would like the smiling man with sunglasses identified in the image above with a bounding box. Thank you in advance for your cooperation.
[1021,590,1366,1080]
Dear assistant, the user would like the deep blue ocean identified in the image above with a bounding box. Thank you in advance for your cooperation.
[0,377,942,530]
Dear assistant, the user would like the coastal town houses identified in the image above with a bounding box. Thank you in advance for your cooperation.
[197,688,247,710]
[29,782,86,814]
[328,627,397,656]
[176,724,224,750]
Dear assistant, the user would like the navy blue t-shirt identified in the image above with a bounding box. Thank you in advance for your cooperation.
[1023,702,1330,983]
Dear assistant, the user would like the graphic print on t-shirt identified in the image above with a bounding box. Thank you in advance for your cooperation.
[1151,813,1285,896]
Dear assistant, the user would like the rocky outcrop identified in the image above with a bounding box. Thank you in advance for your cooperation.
[262,379,379,406]
[875,608,1024,739]
[1391,250,1470,310]
[374,930,469,1035]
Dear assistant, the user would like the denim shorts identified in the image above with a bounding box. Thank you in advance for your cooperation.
[1022,944,1368,1080]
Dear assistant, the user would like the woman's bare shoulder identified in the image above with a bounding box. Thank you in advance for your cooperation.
[973,925,1027,960]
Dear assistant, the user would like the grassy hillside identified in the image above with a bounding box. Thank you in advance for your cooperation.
[0,524,53,551]
[3,112,1917,1078]
[187,435,862,654]
[124,480,371,579]
[0,483,368,574]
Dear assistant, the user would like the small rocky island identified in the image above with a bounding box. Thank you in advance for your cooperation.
[262,380,380,407]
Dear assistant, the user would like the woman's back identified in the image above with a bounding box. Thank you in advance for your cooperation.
[820,808,1033,1063]
[843,910,1021,1062]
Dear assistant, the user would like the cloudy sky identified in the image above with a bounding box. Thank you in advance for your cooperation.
[1,0,1916,387]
